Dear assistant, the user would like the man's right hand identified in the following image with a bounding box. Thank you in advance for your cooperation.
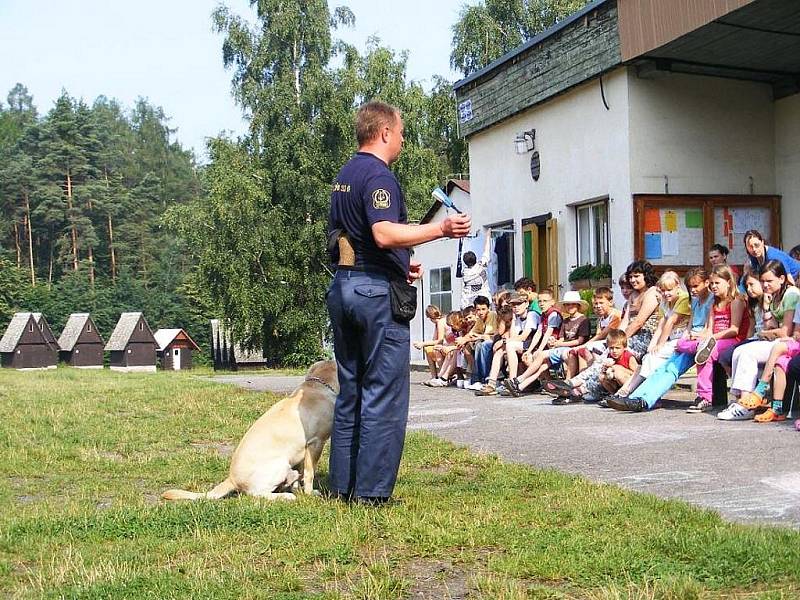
[440,214,472,238]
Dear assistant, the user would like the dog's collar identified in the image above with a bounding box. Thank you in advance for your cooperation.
[304,376,337,395]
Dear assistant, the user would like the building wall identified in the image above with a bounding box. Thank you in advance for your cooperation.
[467,67,632,291]
[775,93,800,248]
[161,345,194,370]
[66,344,104,367]
[2,345,57,369]
[628,72,776,197]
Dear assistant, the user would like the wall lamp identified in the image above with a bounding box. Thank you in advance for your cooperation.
[514,129,536,154]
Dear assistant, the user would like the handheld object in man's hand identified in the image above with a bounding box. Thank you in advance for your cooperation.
[432,187,463,214]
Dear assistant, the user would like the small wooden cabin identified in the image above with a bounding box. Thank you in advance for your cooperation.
[104,312,157,372]
[209,318,268,370]
[0,312,58,369]
[57,313,104,368]
[154,328,200,370]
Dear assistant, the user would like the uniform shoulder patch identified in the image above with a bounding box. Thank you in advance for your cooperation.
[372,188,391,210]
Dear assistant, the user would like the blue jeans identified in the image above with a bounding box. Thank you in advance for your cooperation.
[471,340,493,384]
[326,269,410,499]
[628,351,694,409]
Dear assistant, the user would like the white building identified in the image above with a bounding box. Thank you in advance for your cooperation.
[453,0,799,295]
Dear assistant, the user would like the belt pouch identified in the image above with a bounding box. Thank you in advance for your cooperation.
[389,279,417,322]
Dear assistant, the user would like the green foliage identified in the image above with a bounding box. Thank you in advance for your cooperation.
[0,85,209,362]
[568,264,593,282]
[591,263,612,279]
[168,5,470,365]
[450,0,591,76]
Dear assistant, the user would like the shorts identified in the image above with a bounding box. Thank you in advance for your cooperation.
[776,339,800,372]
[548,347,572,366]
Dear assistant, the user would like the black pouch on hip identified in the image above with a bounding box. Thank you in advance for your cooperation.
[389,279,417,322]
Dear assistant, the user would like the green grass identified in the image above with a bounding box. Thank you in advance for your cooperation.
[1,368,798,599]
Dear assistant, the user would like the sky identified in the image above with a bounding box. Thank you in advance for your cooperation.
[0,0,465,162]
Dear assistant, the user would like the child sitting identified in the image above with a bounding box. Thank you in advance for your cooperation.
[505,291,590,397]
[566,286,622,379]
[598,329,639,395]
[514,277,542,314]
[425,310,464,387]
[413,305,447,380]
[475,292,540,396]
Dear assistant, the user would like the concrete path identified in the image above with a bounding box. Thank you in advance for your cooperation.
[208,372,800,529]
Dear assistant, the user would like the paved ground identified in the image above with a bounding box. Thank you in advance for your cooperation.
[208,372,800,529]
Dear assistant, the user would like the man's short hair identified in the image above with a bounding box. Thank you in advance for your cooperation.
[539,287,554,298]
[593,287,614,301]
[356,101,399,146]
[462,305,476,317]
[473,295,491,308]
[513,277,537,292]
[463,251,477,267]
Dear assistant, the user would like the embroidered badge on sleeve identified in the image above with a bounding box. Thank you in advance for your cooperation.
[372,189,391,209]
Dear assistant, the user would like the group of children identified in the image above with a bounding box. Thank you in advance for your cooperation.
[413,231,800,432]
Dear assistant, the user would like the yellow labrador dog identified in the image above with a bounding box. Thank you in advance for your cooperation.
[162,359,338,502]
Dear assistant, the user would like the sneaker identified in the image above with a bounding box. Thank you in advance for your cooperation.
[475,383,498,396]
[467,382,483,391]
[694,337,716,365]
[428,378,448,387]
[455,379,465,389]
[607,395,646,412]
[795,419,800,432]
[717,402,754,421]
[686,397,712,413]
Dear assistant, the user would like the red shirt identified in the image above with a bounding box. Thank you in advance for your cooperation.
[612,349,635,370]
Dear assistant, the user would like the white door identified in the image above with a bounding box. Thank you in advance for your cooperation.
[173,348,181,370]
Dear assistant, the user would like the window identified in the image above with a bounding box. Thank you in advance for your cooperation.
[493,228,516,288]
[139,323,144,331]
[87,324,92,332]
[576,200,609,266]
[429,267,452,313]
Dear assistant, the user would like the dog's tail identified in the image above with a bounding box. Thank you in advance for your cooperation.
[161,477,237,501]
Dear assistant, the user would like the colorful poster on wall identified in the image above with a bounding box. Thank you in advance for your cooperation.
[644,208,661,233]
[664,210,678,233]
[685,209,703,228]
[661,231,679,256]
[645,233,662,259]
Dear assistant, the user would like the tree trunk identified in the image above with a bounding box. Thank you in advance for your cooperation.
[293,38,301,106]
[24,192,35,286]
[66,170,78,271]
[13,220,21,268]
[48,240,53,289]
[105,171,117,282]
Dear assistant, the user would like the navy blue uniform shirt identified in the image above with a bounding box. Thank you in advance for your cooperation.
[328,152,410,279]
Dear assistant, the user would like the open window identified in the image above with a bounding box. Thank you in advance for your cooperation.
[576,199,609,267]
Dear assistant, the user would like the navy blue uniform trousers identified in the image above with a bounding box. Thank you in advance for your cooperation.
[326,269,410,498]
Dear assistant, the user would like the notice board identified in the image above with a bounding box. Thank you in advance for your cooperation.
[634,195,781,274]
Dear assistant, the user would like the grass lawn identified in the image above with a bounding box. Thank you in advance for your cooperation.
[1,368,799,599]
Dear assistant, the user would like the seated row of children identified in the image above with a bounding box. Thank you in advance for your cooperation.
[413,235,800,431]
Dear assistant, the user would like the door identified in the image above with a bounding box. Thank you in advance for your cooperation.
[173,348,181,370]
[522,217,558,291]
[546,217,559,292]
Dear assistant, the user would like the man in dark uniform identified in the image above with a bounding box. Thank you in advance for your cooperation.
[327,101,471,503]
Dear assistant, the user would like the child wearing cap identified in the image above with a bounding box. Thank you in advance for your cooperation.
[475,291,540,396]
[504,290,590,397]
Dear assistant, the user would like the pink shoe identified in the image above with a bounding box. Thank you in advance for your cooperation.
[795,419,800,432]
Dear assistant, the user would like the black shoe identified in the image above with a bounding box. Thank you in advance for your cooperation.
[597,398,610,408]
[503,377,521,397]
[608,395,646,412]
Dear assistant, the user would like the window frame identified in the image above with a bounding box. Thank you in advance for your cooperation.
[575,199,609,267]
[429,266,453,314]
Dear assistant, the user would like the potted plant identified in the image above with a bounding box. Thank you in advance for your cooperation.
[590,263,612,287]
[568,264,593,290]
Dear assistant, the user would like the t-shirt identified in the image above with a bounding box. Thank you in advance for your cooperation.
[528,299,542,315]
[749,246,800,281]
[613,349,636,370]
[690,293,714,332]
[512,310,541,340]
[542,307,562,337]
[468,311,498,337]
[596,308,622,335]
[560,315,590,342]
[461,254,491,309]
[772,286,800,323]
[328,152,409,279]
[660,292,691,340]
